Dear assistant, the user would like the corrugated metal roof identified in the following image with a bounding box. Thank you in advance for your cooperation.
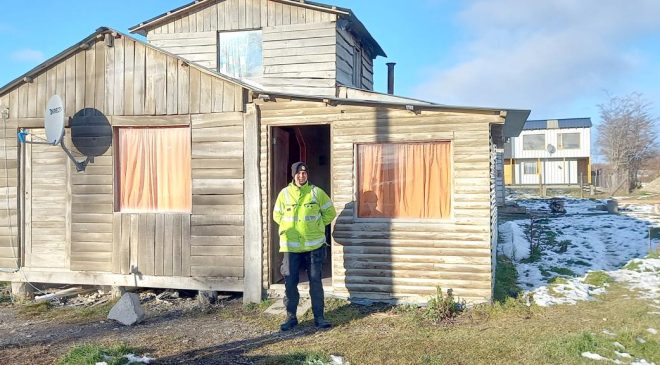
[523,118,592,130]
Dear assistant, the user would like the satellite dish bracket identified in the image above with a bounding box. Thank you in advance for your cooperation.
[19,117,90,172]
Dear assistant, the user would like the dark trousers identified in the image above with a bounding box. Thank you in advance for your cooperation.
[281,247,325,320]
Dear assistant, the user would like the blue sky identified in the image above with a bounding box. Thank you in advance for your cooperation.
[1,0,659,124]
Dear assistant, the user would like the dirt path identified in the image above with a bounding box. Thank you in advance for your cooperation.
[0,298,314,365]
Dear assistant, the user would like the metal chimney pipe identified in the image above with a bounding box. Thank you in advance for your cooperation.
[386,62,396,95]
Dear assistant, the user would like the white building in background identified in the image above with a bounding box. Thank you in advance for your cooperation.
[504,118,592,185]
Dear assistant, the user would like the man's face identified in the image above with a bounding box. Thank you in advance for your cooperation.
[294,170,308,186]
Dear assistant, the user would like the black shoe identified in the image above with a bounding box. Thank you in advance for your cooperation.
[314,318,332,329]
[280,317,298,331]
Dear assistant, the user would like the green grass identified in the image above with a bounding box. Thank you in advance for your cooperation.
[57,343,136,365]
[17,299,117,323]
[255,350,330,365]
[493,255,521,303]
[549,266,576,277]
[624,260,643,271]
[584,271,614,287]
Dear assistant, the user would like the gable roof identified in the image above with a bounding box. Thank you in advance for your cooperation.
[129,0,386,58]
[0,27,257,97]
[523,118,592,130]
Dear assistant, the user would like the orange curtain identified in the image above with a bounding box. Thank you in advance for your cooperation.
[117,127,191,212]
[358,142,451,219]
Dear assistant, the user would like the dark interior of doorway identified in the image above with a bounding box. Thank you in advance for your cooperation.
[270,125,331,286]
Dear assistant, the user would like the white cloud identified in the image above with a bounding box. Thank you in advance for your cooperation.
[10,49,45,63]
[413,0,660,117]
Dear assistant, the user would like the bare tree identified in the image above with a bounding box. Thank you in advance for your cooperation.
[597,92,657,192]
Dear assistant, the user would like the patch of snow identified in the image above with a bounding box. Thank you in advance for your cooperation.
[647,328,657,335]
[631,360,656,365]
[612,341,625,349]
[124,354,155,364]
[615,351,632,359]
[498,221,531,261]
[581,352,622,363]
[95,362,108,365]
[637,337,647,344]
[531,280,605,307]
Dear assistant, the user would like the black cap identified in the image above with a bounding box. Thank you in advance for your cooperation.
[291,161,308,177]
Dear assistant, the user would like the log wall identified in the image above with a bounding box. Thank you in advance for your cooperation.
[257,98,505,303]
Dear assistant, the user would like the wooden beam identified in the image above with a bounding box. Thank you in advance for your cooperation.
[243,104,262,304]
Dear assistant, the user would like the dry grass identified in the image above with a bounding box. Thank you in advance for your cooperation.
[246,285,660,365]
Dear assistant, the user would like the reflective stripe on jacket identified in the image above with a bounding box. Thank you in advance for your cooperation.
[273,182,337,253]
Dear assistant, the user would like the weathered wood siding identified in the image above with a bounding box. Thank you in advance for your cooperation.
[190,112,245,278]
[336,28,374,90]
[0,33,246,286]
[257,99,504,303]
[146,0,336,36]
[262,22,337,95]
[23,130,69,269]
[149,32,218,70]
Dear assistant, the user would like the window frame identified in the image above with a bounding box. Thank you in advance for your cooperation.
[558,132,580,150]
[522,134,546,151]
[522,161,538,175]
[216,28,263,79]
[352,140,454,223]
[113,125,192,214]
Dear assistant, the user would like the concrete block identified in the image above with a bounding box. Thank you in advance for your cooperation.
[11,282,34,300]
[197,290,218,307]
[108,293,145,326]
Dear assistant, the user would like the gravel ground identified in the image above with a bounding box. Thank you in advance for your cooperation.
[0,291,305,365]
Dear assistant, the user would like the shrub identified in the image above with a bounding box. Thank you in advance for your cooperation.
[423,287,465,323]
[583,271,613,287]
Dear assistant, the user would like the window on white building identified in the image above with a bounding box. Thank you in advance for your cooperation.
[523,161,537,175]
[522,134,545,150]
[558,133,580,149]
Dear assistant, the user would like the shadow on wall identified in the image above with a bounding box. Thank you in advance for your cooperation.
[333,106,394,304]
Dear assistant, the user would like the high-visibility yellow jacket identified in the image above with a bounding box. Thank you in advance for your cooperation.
[273,182,336,253]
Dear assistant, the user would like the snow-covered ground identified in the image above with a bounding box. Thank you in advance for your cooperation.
[500,198,659,364]
[499,198,659,306]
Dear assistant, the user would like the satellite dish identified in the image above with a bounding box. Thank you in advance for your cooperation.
[45,95,65,145]
[547,144,556,154]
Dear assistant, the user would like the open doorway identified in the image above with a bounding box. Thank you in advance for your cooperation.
[270,124,332,287]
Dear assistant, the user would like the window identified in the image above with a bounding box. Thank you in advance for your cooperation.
[218,30,262,79]
[558,133,580,149]
[522,134,545,150]
[115,127,191,212]
[523,161,537,175]
[357,142,451,219]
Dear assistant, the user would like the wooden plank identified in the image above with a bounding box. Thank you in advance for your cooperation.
[104,42,115,116]
[177,59,190,114]
[173,214,183,276]
[191,266,243,278]
[113,37,125,116]
[189,68,201,114]
[74,52,85,114]
[111,115,189,126]
[133,43,146,115]
[124,40,135,115]
[129,214,138,273]
[166,57,178,115]
[243,104,261,303]
[199,74,212,113]
[211,78,224,113]
[154,214,164,276]
[182,214,191,276]
[164,214,174,276]
[191,255,242,267]
[94,43,105,114]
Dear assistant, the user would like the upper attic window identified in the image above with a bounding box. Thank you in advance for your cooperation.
[217,30,262,79]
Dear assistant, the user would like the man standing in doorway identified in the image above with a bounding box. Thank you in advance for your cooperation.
[273,161,336,331]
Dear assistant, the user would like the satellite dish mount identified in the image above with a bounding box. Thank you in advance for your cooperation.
[17,95,90,172]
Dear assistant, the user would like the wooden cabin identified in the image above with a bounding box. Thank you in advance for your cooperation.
[0,0,529,304]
